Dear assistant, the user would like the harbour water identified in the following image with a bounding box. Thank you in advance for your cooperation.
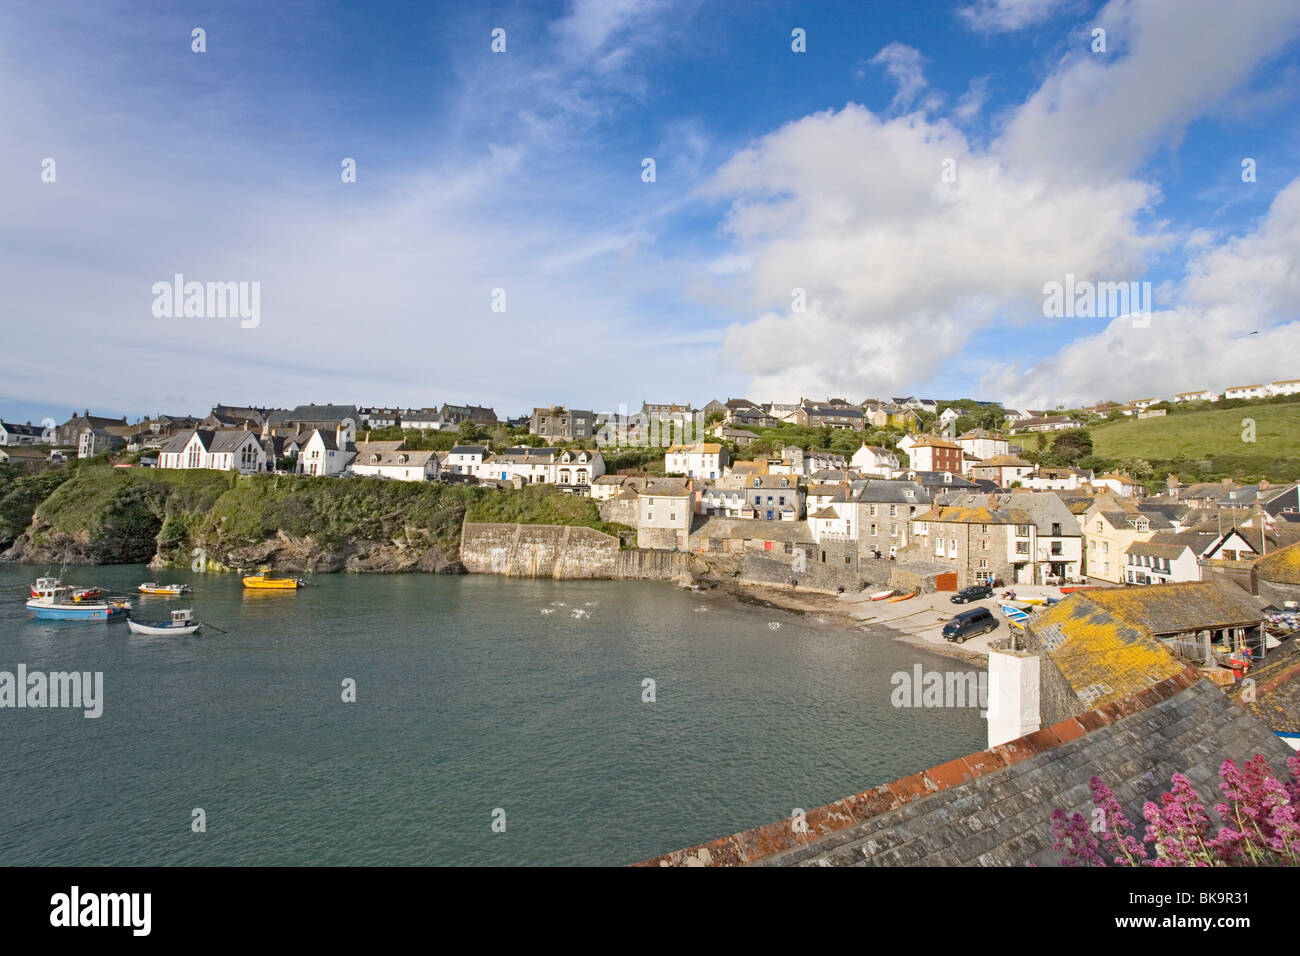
[0,565,984,865]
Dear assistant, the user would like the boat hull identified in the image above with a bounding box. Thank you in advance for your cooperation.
[886,591,918,603]
[127,619,200,636]
[26,600,127,621]
[242,578,300,590]
[869,590,895,601]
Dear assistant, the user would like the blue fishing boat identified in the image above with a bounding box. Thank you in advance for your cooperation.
[26,586,130,621]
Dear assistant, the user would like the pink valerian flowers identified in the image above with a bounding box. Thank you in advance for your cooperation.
[1051,807,1103,866]
[1050,754,1300,866]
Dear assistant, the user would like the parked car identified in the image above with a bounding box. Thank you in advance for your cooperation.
[942,607,998,643]
[950,584,993,604]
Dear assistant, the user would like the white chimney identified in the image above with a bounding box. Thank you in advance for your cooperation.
[986,649,1041,748]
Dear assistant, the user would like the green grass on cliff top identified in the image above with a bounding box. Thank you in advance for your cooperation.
[1090,402,1300,480]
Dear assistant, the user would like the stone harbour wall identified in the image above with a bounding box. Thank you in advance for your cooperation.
[460,523,688,581]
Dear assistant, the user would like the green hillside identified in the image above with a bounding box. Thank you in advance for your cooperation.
[1090,402,1300,482]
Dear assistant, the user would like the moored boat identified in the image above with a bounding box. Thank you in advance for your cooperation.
[242,569,306,590]
[1059,586,1097,594]
[886,590,918,603]
[868,589,896,601]
[127,609,201,636]
[138,582,193,595]
[30,577,101,600]
[26,588,131,621]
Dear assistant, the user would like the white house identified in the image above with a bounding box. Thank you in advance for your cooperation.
[349,442,439,481]
[1127,397,1160,410]
[0,422,44,445]
[1023,467,1092,491]
[299,429,355,476]
[665,442,729,480]
[637,480,693,550]
[447,444,489,477]
[938,407,961,426]
[1224,384,1269,400]
[1123,534,1203,585]
[555,448,605,489]
[955,429,1010,465]
[1093,472,1140,497]
[809,503,855,542]
[850,443,899,477]
[159,429,268,474]
[1269,379,1300,397]
[402,408,447,430]
[970,454,1036,487]
[1173,389,1219,403]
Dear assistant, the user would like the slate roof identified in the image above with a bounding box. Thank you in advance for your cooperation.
[1227,636,1300,735]
[1039,581,1263,640]
[1252,541,1300,585]
[449,445,488,455]
[638,672,1294,866]
[854,479,931,504]
[1125,531,1211,559]
[640,480,691,498]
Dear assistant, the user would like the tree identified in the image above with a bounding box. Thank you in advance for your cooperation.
[1048,428,1093,465]
[458,421,488,443]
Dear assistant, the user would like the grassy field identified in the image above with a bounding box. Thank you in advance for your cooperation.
[1091,402,1300,481]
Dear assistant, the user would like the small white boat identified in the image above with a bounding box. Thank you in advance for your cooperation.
[127,609,201,636]
[868,589,896,601]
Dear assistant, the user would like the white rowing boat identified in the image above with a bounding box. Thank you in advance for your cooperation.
[126,609,201,636]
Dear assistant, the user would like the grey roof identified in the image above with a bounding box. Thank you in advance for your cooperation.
[281,404,358,423]
[1100,509,1174,531]
[911,471,978,490]
[449,445,488,455]
[853,479,931,504]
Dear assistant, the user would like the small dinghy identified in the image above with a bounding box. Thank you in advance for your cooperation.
[886,591,918,603]
[138,582,193,595]
[127,608,202,636]
[868,589,896,601]
[1000,603,1031,626]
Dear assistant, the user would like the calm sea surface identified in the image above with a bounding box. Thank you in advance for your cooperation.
[0,564,984,865]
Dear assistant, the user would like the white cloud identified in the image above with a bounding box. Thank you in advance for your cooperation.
[869,43,929,111]
[958,0,1075,34]
[987,178,1300,408]
[703,0,1300,406]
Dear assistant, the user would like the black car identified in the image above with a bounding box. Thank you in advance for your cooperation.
[942,607,998,643]
[950,584,993,604]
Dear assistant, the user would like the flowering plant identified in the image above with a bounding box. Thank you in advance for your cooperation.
[1051,753,1300,866]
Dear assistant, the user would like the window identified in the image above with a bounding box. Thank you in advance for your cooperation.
[870,524,877,536]
[981,524,989,533]
[868,505,877,516]
[978,559,988,569]
[1016,541,1029,555]
[890,505,898,517]
[1016,525,1030,537]
[981,539,990,550]
[669,513,676,521]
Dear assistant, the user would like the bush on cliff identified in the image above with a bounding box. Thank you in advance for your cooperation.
[0,466,75,548]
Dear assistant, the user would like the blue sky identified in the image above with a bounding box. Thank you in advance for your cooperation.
[2,0,1299,426]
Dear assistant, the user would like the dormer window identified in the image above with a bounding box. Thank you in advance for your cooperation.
[753,477,761,487]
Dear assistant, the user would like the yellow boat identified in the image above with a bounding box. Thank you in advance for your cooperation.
[242,569,306,590]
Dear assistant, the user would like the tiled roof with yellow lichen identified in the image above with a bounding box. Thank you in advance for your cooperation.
[1068,581,1263,635]
[1253,540,1300,585]
[1024,597,1187,708]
